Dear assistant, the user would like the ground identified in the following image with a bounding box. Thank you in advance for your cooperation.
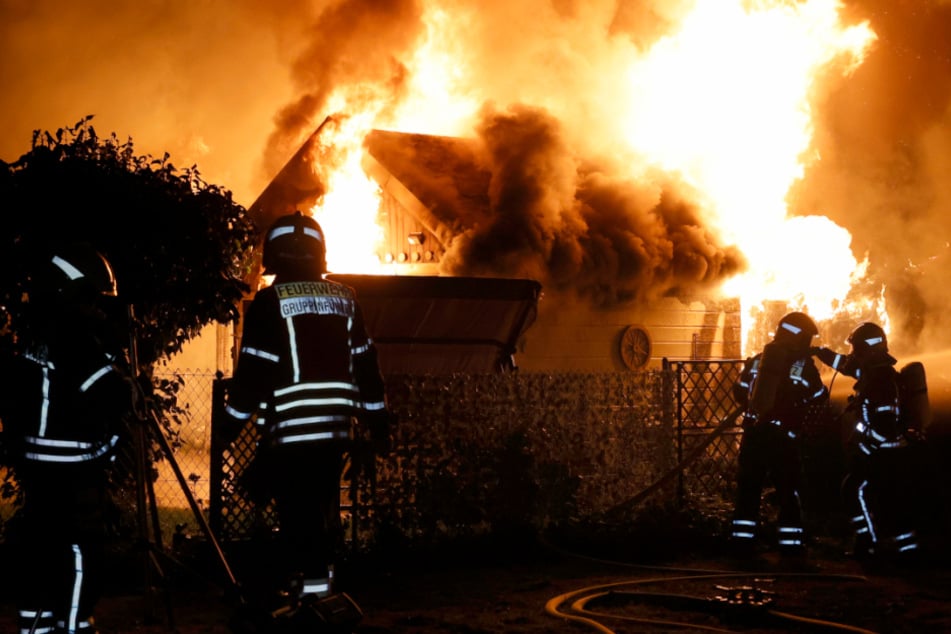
[3,535,950,633]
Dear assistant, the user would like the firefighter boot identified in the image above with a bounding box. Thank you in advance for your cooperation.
[290,592,364,633]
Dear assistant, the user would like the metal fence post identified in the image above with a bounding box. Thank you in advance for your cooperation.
[660,359,679,506]
[208,373,228,537]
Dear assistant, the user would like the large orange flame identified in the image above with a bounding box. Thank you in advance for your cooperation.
[304,0,880,356]
[622,0,878,351]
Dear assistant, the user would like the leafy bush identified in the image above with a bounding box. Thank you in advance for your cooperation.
[0,117,258,528]
[0,116,257,365]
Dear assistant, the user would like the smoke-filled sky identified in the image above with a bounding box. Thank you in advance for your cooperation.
[3,0,951,353]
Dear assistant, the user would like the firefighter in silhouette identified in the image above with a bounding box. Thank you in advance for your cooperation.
[224,211,394,622]
[812,322,927,564]
[730,311,828,562]
[0,242,134,634]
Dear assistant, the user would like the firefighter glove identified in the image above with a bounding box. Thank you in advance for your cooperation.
[811,346,839,368]
[364,410,397,454]
[741,412,759,430]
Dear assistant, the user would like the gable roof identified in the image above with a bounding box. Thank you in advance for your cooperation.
[361,129,490,249]
[246,125,544,374]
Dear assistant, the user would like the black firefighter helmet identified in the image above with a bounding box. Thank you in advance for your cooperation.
[773,311,818,350]
[262,211,327,278]
[847,321,895,367]
[29,241,118,308]
[22,242,124,345]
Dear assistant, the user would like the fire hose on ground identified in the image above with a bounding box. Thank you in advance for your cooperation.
[545,570,877,634]
[543,406,880,633]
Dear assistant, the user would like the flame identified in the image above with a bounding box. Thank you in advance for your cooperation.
[299,0,881,355]
[621,0,878,351]
[307,113,384,274]
[303,6,478,274]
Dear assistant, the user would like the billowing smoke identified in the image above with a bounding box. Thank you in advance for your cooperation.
[259,0,744,306]
[5,0,951,352]
[439,103,744,306]
[261,0,425,176]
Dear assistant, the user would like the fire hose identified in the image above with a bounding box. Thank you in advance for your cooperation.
[544,405,884,633]
[546,570,877,634]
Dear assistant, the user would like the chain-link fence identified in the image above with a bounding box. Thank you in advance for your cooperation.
[146,369,220,543]
[0,362,751,545]
[671,359,745,504]
[1,360,844,550]
[207,363,756,548]
[209,371,679,545]
[158,360,849,552]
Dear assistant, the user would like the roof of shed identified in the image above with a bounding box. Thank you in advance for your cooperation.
[327,274,541,375]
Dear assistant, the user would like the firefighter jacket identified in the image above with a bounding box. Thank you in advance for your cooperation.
[847,359,912,454]
[813,348,914,452]
[733,342,827,436]
[225,275,387,448]
[813,345,852,375]
[0,329,131,470]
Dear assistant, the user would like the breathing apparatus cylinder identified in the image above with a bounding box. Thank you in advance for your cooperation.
[749,340,787,420]
[899,361,932,433]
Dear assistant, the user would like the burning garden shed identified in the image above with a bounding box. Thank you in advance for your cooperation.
[365,127,742,371]
[241,122,743,373]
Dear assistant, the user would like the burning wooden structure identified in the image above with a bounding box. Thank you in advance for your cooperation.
[359,129,741,371]
[239,123,742,374]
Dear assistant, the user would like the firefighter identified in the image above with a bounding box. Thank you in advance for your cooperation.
[730,311,829,563]
[0,242,135,634]
[224,211,394,622]
[812,322,924,565]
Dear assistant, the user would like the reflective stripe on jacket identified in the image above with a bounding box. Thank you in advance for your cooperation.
[734,348,827,434]
[0,336,130,466]
[226,276,386,447]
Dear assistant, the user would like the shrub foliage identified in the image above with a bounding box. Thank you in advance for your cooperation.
[0,116,258,531]
[0,116,257,366]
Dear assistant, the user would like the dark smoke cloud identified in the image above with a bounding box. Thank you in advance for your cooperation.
[440,104,745,306]
[261,0,425,177]
[790,0,951,355]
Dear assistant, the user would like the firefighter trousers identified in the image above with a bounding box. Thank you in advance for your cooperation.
[731,422,804,553]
